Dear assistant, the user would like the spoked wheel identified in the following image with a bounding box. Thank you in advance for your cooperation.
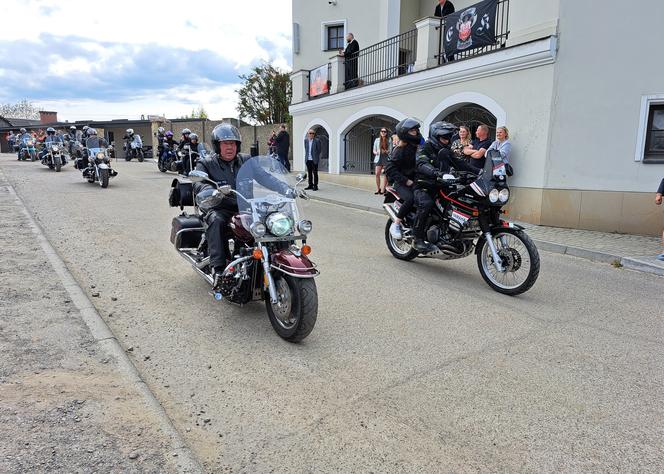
[265,274,317,342]
[99,168,110,188]
[384,219,418,261]
[477,229,540,295]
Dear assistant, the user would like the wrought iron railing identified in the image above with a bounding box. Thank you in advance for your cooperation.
[436,0,510,65]
[307,63,332,100]
[346,29,418,90]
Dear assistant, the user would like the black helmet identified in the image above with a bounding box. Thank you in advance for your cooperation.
[189,132,199,142]
[20,128,27,133]
[88,128,98,136]
[211,123,241,154]
[428,121,457,149]
[69,125,76,131]
[46,127,56,135]
[396,117,422,145]
[181,128,191,136]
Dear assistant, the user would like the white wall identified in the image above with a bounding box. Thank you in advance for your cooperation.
[546,0,664,193]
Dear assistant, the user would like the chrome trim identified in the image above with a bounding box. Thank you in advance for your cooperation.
[383,203,398,222]
[484,232,505,273]
[261,245,278,304]
[177,251,213,285]
[255,234,308,243]
[222,255,253,276]
[174,227,204,250]
[270,265,319,279]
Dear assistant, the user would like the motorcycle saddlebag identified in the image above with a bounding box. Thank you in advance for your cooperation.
[170,214,204,249]
[169,178,194,209]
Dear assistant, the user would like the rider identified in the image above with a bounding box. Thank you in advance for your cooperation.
[178,128,192,151]
[79,128,107,169]
[385,118,422,247]
[156,126,166,157]
[124,128,142,158]
[412,121,477,253]
[17,128,31,159]
[161,130,178,166]
[192,123,291,288]
[39,127,65,162]
[189,133,207,158]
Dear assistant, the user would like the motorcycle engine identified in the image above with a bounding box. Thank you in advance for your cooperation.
[219,261,254,304]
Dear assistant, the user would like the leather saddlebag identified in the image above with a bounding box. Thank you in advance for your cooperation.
[170,214,204,248]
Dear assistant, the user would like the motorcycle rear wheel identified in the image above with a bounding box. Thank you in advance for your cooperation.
[265,274,317,342]
[384,219,418,261]
[477,228,540,296]
[137,150,144,163]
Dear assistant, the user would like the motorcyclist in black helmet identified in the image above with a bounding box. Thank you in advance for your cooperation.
[192,123,291,288]
[385,117,422,246]
[413,121,482,253]
[39,127,65,162]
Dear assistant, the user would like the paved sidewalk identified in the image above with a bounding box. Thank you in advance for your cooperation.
[309,180,664,277]
[0,170,201,473]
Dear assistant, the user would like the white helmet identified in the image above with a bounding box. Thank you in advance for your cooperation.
[126,128,134,135]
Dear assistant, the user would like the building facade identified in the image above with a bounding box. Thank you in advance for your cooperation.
[289,0,664,236]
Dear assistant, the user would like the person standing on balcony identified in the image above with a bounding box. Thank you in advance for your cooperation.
[656,178,664,261]
[434,0,455,18]
[304,129,321,191]
[373,128,391,194]
[275,124,291,171]
[340,33,360,89]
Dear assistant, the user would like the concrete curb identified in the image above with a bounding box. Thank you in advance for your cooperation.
[309,195,664,278]
[4,173,204,473]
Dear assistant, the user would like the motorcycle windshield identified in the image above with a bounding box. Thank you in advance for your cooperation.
[472,149,508,196]
[236,156,302,232]
[86,137,103,149]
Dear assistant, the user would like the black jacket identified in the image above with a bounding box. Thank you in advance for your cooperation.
[385,143,418,186]
[434,1,455,17]
[178,137,192,151]
[416,140,453,188]
[275,130,290,157]
[658,178,664,195]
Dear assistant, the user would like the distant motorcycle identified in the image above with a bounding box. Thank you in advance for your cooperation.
[41,141,67,172]
[176,144,200,176]
[158,142,177,173]
[169,155,318,342]
[125,135,144,162]
[77,142,117,188]
[18,136,37,161]
[383,149,540,295]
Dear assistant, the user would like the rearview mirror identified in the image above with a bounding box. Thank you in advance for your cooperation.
[187,170,209,182]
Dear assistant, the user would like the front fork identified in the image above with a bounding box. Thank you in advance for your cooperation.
[484,232,505,273]
[260,245,279,304]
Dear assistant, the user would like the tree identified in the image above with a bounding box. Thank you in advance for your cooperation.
[236,62,291,125]
[0,99,40,119]
[177,106,209,120]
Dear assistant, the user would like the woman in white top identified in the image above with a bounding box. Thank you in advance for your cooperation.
[487,126,512,163]
[373,128,392,194]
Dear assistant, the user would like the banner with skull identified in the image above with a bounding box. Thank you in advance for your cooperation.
[443,0,498,58]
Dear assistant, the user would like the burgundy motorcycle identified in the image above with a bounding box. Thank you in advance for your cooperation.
[169,155,318,342]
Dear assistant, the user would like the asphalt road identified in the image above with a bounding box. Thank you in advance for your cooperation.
[1,154,662,473]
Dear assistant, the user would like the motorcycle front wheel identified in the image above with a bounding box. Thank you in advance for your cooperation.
[55,156,62,172]
[265,274,317,342]
[99,168,110,188]
[477,228,540,296]
[30,151,37,161]
[137,149,144,163]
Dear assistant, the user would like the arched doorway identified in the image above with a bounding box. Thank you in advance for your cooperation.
[343,116,398,173]
[440,104,497,140]
[311,125,329,172]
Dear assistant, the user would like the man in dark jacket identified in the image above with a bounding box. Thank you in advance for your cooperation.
[341,33,360,89]
[303,129,321,190]
[656,178,664,261]
[275,124,290,171]
[434,0,455,18]
[193,123,292,288]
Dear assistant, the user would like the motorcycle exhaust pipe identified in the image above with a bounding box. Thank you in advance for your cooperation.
[383,203,398,222]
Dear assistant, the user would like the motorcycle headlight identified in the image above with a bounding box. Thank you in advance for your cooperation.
[297,219,313,234]
[52,145,59,152]
[96,152,105,159]
[489,189,500,203]
[498,188,510,203]
[266,212,293,237]
[250,222,267,238]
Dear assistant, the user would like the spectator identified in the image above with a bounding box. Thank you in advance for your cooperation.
[656,178,664,261]
[275,124,290,171]
[373,127,391,194]
[462,123,492,168]
[391,133,399,148]
[267,131,277,156]
[434,0,455,18]
[451,125,471,161]
[303,129,321,191]
[7,131,16,151]
[487,126,512,163]
[340,33,360,89]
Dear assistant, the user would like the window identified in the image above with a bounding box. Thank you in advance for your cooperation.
[326,24,344,51]
[644,104,664,163]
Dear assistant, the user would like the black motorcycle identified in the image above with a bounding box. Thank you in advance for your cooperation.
[157,142,177,173]
[383,150,540,295]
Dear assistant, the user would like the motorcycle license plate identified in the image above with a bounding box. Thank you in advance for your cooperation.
[451,210,470,225]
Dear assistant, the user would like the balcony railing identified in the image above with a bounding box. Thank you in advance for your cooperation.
[436,0,510,65]
[349,29,418,89]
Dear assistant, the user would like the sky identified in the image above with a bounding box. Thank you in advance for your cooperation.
[0,0,292,122]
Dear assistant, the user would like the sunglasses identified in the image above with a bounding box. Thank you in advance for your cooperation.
[380,130,387,133]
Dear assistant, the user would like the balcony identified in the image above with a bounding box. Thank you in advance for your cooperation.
[292,0,514,104]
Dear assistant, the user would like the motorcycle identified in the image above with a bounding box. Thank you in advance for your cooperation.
[169,155,318,342]
[125,135,144,162]
[157,142,177,173]
[41,141,67,172]
[174,144,201,176]
[78,144,117,188]
[383,149,540,295]
[18,136,38,161]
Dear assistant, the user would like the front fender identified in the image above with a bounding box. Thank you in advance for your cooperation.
[271,250,319,278]
[97,163,110,170]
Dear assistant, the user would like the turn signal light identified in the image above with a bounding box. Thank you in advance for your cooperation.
[301,245,312,256]
[252,249,264,260]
